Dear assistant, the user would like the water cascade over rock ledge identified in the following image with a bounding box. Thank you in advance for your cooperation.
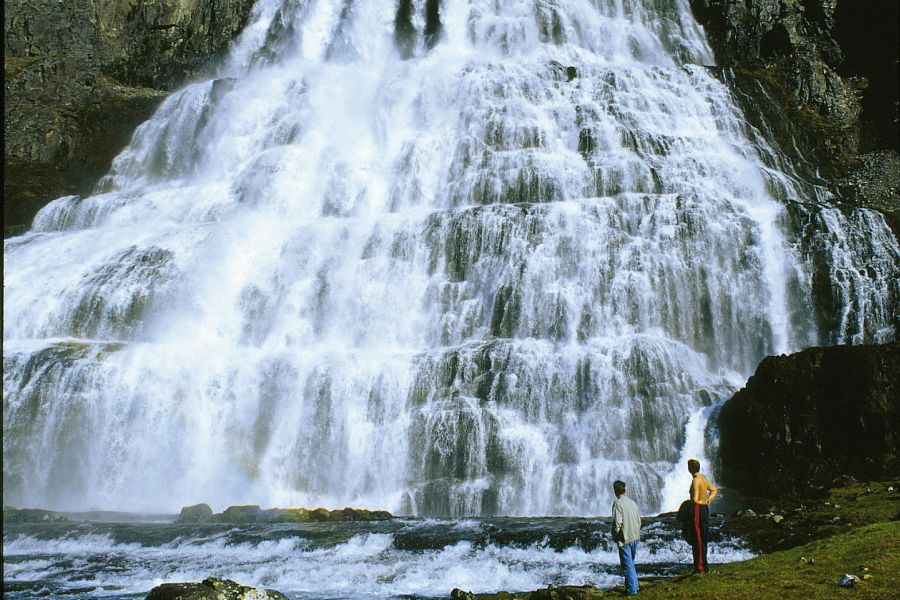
[4,0,898,518]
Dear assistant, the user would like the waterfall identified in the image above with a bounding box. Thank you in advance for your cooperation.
[4,0,898,516]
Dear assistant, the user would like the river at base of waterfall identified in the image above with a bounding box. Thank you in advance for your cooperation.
[3,515,753,599]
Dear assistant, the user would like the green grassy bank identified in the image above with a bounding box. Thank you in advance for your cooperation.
[636,520,899,599]
[456,482,899,600]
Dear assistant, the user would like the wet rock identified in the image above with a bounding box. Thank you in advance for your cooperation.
[2,507,68,523]
[718,343,900,499]
[692,0,899,225]
[213,505,263,523]
[450,589,476,600]
[262,508,310,522]
[529,585,604,599]
[177,503,213,524]
[4,0,256,235]
[771,515,784,525]
[145,577,287,600]
[193,505,393,523]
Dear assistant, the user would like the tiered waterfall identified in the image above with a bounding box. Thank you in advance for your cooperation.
[4,0,898,516]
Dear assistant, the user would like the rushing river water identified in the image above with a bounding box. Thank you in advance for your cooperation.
[3,5,898,598]
[3,515,753,599]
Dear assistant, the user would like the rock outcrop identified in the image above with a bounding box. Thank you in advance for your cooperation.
[2,506,68,523]
[691,0,899,225]
[177,503,214,523]
[146,577,287,600]
[4,0,256,235]
[176,504,394,524]
[718,343,900,499]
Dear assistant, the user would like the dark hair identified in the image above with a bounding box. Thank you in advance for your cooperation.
[688,459,701,474]
[613,480,627,496]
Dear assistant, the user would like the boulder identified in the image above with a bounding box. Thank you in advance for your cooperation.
[145,577,287,600]
[309,507,332,522]
[213,505,263,524]
[718,343,900,499]
[177,503,213,524]
[189,505,394,523]
[261,508,310,522]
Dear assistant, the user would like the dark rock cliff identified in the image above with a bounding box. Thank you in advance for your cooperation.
[718,342,900,499]
[4,0,256,236]
[691,0,899,230]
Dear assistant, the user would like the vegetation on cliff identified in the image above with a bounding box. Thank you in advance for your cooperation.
[691,0,899,230]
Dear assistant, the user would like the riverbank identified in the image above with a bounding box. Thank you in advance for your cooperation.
[451,480,900,599]
[452,522,898,599]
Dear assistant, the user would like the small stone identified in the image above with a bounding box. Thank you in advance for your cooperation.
[863,574,873,581]
[771,514,784,525]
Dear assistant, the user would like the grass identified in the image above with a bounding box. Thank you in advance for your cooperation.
[636,521,899,599]
[721,481,900,552]
[460,482,900,600]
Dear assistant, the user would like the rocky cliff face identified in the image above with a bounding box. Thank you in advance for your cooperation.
[691,0,899,230]
[4,0,255,235]
[5,1,896,236]
[718,342,900,499]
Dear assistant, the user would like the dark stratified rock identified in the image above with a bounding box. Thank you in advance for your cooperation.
[177,503,214,524]
[691,0,860,173]
[145,577,287,600]
[691,0,900,219]
[4,0,256,235]
[718,343,900,499]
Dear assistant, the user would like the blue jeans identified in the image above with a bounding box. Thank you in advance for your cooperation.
[618,540,639,595]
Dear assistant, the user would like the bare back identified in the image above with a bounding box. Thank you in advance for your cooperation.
[690,473,718,505]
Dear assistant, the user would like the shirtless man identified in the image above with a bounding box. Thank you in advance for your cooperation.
[687,458,717,573]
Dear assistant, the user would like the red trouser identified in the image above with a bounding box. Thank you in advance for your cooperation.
[692,502,709,572]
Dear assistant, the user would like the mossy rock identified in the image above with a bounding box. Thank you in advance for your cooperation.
[146,577,287,600]
[176,503,213,524]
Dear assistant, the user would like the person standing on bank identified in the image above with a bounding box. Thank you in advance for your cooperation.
[687,458,717,574]
[611,480,641,595]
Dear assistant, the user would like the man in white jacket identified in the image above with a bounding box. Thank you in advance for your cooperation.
[611,479,641,595]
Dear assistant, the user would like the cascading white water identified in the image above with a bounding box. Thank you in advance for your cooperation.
[4,0,898,516]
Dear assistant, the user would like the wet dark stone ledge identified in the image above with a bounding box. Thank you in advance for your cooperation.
[2,506,68,523]
[176,502,394,524]
[145,577,287,600]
